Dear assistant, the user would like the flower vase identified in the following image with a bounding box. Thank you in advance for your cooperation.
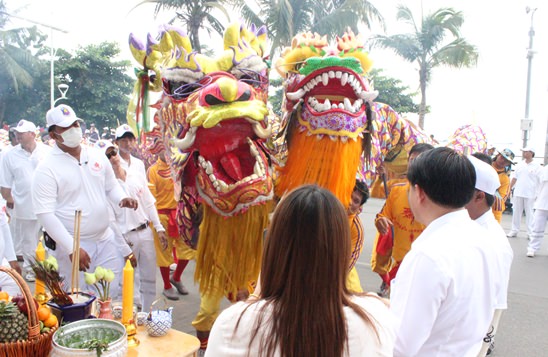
[98,298,114,320]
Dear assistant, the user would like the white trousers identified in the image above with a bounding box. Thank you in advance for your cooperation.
[124,228,157,313]
[6,208,18,255]
[50,229,125,299]
[510,196,535,235]
[0,221,20,296]
[528,209,548,252]
[14,219,42,270]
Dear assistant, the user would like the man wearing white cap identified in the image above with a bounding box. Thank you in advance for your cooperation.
[32,105,138,295]
[114,124,167,311]
[0,119,51,281]
[465,155,513,356]
[507,147,540,238]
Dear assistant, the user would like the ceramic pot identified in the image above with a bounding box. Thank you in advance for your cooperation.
[98,299,114,320]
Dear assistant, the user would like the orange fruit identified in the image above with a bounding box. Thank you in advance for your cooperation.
[37,306,51,321]
[44,313,58,328]
[0,291,8,301]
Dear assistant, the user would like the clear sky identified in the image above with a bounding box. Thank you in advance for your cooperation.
[8,0,548,159]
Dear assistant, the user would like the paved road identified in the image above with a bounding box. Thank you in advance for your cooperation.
[164,198,548,356]
[22,198,545,355]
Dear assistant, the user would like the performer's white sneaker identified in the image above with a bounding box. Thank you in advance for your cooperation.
[526,248,535,258]
[507,231,518,238]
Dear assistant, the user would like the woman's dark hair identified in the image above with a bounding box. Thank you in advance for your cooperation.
[239,185,378,357]
[407,147,476,208]
[354,179,370,205]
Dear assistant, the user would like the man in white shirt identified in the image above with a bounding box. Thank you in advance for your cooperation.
[507,147,540,238]
[0,150,22,296]
[0,119,51,281]
[465,154,514,356]
[391,147,497,357]
[114,124,167,311]
[526,165,548,257]
[32,105,138,296]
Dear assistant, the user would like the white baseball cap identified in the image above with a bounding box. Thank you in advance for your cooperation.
[115,124,135,139]
[94,139,114,154]
[520,147,535,154]
[46,104,82,130]
[468,155,500,196]
[13,119,37,133]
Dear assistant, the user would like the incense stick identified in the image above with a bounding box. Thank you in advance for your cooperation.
[71,210,82,299]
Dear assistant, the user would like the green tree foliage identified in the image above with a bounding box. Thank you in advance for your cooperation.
[0,1,48,120]
[2,39,133,129]
[371,5,478,129]
[234,0,384,57]
[136,0,231,52]
[55,42,133,129]
[369,68,419,114]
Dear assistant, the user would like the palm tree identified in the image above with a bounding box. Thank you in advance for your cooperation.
[135,0,231,52]
[0,2,34,94]
[234,0,384,58]
[371,5,478,129]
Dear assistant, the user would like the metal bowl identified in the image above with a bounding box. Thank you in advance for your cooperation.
[51,319,127,357]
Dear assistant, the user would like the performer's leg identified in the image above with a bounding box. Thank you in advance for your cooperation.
[346,267,363,293]
[192,292,223,351]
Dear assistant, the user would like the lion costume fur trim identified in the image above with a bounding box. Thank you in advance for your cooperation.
[195,203,272,297]
[275,131,363,208]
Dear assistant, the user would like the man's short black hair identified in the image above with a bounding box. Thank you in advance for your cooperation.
[484,192,495,207]
[409,143,435,157]
[472,152,493,165]
[354,180,370,206]
[116,132,136,140]
[407,147,476,208]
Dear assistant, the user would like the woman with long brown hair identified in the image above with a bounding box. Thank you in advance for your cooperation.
[205,185,394,357]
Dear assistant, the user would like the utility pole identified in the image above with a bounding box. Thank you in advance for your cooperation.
[522,6,537,148]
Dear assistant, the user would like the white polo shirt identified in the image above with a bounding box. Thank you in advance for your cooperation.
[119,155,163,234]
[0,143,51,219]
[475,210,513,309]
[391,210,497,357]
[32,144,127,252]
[511,160,540,198]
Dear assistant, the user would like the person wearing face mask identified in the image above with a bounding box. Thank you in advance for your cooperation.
[32,105,138,296]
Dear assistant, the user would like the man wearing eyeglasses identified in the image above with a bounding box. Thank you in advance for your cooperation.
[32,105,138,297]
[114,124,168,312]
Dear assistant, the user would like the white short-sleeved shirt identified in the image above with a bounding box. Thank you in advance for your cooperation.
[391,210,497,357]
[32,145,126,252]
[0,143,51,219]
[534,166,548,211]
[475,210,513,309]
[119,155,162,233]
[511,161,540,198]
[206,295,395,357]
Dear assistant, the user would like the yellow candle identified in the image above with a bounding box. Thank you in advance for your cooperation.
[122,259,134,324]
[35,241,46,295]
